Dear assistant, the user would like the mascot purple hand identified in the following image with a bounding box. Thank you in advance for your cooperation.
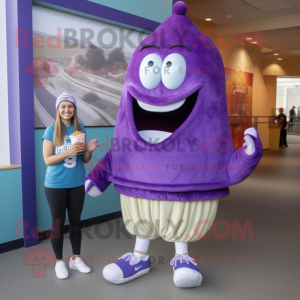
[85,1,263,288]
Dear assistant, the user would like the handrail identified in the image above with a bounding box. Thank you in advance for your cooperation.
[230,122,271,125]
[228,116,272,117]
[228,116,283,128]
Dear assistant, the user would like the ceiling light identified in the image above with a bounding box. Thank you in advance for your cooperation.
[205,18,212,21]
[226,15,233,19]
[273,53,279,55]
[251,41,257,44]
[278,58,282,60]
[246,37,252,40]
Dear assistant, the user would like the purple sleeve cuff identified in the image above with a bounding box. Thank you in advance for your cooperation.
[85,180,94,193]
[84,151,112,193]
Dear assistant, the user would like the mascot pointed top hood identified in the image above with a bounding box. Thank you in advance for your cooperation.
[86,1,263,201]
[119,1,230,146]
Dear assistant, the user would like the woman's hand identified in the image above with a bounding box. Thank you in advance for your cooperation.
[68,142,85,156]
[87,139,99,153]
[82,139,98,163]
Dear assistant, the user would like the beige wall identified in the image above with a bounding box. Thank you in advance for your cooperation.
[190,16,271,149]
[262,59,300,76]
[218,44,271,149]
[261,59,300,116]
[263,75,277,115]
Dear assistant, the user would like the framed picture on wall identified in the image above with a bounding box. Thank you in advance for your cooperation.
[225,67,253,150]
[31,2,158,128]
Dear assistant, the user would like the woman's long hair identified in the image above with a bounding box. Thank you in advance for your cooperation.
[53,107,81,146]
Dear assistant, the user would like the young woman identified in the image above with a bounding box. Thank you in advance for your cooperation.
[43,92,99,279]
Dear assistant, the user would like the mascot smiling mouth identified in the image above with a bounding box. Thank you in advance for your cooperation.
[132,90,199,142]
[133,91,198,133]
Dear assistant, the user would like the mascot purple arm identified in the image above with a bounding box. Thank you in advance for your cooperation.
[85,2,262,288]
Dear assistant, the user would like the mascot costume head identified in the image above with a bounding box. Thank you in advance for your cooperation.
[85,1,262,288]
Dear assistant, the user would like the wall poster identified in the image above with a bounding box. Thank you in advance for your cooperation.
[31,5,148,128]
[225,67,253,149]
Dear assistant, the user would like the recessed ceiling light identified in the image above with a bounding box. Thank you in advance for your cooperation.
[246,37,252,40]
[278,58,282,60]
[226,15,233,19]
[205,18,212,21]
[273,53,279,55]
[251,41,257,44]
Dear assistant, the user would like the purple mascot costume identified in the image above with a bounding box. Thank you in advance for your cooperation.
[85,1,263,288]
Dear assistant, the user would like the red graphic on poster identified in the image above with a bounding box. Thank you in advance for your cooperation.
[225,68,253,150]
[24,56,57,88]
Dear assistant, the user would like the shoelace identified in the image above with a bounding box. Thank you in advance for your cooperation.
[118,252,134,261]
[170,254,197,267]
[57,261,66,270]
[118,252,140,266]
[70,258,87,266]
[77,260,87,266]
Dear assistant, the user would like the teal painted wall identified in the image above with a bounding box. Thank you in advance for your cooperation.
[88,0,172,23]
[35,127,120,231]
[0,168,23,244]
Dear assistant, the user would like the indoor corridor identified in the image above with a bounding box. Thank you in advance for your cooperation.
[1,135,299,300]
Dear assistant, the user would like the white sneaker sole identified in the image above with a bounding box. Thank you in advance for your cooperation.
[173,276,202,288]
[172,266,202,288]
[103,268,150,284]
[69,264,91,273]
[55,272,69,279]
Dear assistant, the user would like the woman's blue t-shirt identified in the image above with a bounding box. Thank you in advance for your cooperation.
[42,123,86,189]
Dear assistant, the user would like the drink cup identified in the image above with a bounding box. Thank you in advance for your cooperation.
[70,134,86,155]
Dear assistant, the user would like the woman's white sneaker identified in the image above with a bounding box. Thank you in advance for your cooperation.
[69,257,91,273]
[55,261,69,279]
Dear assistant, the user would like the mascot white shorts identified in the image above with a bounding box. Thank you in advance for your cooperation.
[120,195,219,242]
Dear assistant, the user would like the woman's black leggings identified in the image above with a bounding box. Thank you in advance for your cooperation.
[44,185,85,260]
